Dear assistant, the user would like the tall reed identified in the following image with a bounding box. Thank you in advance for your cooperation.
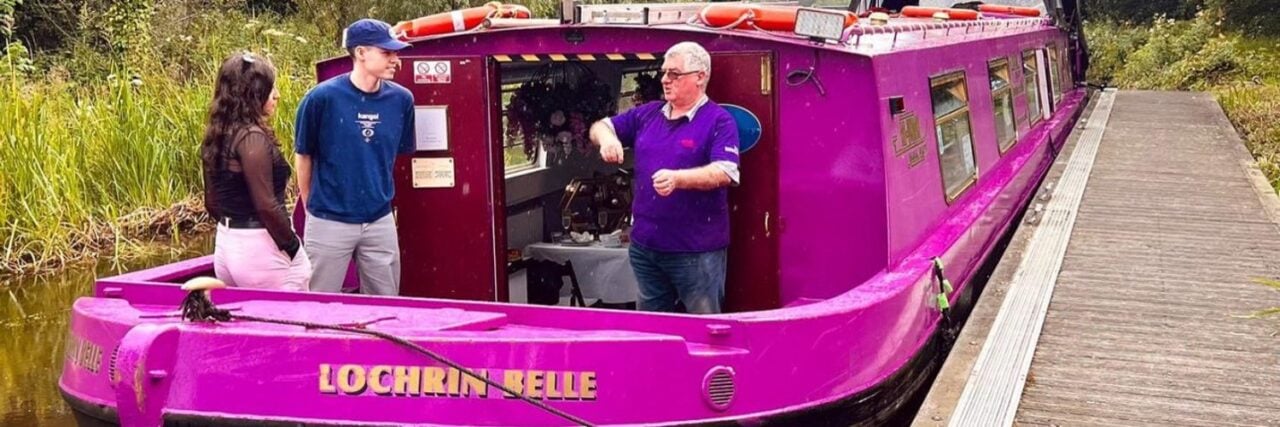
[0,8,331,276]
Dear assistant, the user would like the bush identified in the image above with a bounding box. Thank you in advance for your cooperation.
[1082,20,1147,85]
[1087,10,1249,91]
[1114,12,1245,90]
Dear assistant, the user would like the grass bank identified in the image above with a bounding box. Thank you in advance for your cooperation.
[1,7,333,276]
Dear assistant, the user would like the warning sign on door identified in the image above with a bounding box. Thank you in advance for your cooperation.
[414,60,451,84]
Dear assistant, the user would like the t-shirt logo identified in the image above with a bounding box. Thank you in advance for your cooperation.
[356,112,381,143]
[680,139,696,149]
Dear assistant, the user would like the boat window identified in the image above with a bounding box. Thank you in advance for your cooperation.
[930,72,978,202]
[1058,44,1071,94]
[1022,50,1042,125]
[501,82,542,173]
[617,70,661,113]
[989,58,1017,153]
[1048,45,1061,104]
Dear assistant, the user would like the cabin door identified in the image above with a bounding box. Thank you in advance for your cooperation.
[707,52,780,311]
[388,56,506,301]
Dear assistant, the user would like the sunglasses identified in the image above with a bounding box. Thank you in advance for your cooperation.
[661,69,702,80]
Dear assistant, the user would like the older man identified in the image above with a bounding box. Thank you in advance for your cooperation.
[589,42,740,314]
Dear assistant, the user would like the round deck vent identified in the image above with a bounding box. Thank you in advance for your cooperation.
[702,366,736,411]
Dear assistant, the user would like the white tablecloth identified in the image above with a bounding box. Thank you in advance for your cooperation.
[523,242,638,304]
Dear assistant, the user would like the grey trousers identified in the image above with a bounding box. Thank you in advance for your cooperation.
[304,213,400,295]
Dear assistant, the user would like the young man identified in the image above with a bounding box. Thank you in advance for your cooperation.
[589,42,740,314]
[294,19,415,295]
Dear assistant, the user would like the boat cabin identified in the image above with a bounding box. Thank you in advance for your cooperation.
[305,1,1081,314]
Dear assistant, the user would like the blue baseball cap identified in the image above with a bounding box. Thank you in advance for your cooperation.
[342,19,410,51]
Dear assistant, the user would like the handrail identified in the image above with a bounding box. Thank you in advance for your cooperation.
[841,17,1050,46]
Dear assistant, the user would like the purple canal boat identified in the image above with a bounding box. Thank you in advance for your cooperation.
[60,1,1090,425]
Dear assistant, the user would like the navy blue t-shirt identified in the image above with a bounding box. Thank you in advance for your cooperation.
[295,73,415,224]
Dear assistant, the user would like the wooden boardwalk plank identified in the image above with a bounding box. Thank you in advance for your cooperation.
[1014,90,1280,426]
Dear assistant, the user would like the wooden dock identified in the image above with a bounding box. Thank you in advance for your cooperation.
[914,90,1280,426]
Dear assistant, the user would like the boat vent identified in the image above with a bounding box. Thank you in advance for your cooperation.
[703,366,735,411]
[108,346,121,383]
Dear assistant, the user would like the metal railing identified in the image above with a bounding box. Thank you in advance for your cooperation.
[842,17,1051,47]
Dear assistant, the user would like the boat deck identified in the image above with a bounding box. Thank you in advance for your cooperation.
[914,90,1280,426]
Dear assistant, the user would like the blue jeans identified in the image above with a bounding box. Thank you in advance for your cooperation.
[628,243,727,314]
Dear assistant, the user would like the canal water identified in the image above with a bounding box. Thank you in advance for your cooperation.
[0,236,212,427]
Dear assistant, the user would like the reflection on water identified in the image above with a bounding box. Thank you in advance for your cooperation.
[0,235,212,427]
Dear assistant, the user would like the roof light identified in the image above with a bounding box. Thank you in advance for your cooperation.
[794,8,846,42]
[575,3,706,25]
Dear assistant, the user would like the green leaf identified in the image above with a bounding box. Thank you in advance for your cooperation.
[1254,277,1280,291]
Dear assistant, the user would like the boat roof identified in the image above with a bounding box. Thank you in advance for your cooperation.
[394,3,1057,59]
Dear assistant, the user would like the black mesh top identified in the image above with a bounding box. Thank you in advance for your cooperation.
[202,127,297,251]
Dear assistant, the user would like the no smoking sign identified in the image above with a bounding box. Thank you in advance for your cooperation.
[414,60,451,84]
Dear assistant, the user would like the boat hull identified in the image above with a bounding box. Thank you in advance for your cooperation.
[59,299,967,427]
[58,86,1086,425]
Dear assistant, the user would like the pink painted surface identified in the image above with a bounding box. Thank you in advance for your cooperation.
[60,17,1087,426]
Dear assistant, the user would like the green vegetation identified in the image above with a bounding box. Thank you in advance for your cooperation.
[1084,9,1280,192]
[0,0,594,276]
[0,2,333,276]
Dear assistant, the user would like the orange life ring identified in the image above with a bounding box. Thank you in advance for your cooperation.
[977,4,1042,17]
[699,4,857,32]
[392,2,531,40]
[900,6,980,21]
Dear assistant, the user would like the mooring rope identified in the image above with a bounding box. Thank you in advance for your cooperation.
[180,290,594,427]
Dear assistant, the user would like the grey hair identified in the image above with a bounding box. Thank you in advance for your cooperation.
[665,42,711,81]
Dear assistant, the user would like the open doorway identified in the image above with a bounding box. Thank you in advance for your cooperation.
[497,55,661,309]
[389,51,779,313]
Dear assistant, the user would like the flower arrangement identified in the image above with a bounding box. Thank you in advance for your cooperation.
[505,62,618,161]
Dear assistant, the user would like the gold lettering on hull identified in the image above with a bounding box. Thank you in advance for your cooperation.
[65,335,104,374]
[319,364,596,400]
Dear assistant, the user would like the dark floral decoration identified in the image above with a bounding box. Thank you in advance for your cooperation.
[506,62,618,161]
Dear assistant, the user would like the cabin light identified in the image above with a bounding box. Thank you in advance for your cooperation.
[869,12,890,26]
[794,8,846,42]
[581,9,646,25]
[575,4,706,25]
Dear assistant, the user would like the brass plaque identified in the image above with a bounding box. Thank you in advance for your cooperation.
[412,158,455,188]
[893,112,924,155]
[907,145,928,168]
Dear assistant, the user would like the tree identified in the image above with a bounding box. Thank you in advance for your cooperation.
[1082,0,1202,23]
[1208,0,1280,36]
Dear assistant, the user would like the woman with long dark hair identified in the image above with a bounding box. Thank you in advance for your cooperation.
[202,52,310,291]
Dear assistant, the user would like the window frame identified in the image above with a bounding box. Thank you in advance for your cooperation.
[1022,49,1043,126]
[929,70,979,204]
[500,81,546,176]
[617,70,645,112]
[1059,44,1072,95]
[1048,44,1062,105]
[988,57,1018,154]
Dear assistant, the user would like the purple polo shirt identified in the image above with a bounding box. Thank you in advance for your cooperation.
[608,99,740,252]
